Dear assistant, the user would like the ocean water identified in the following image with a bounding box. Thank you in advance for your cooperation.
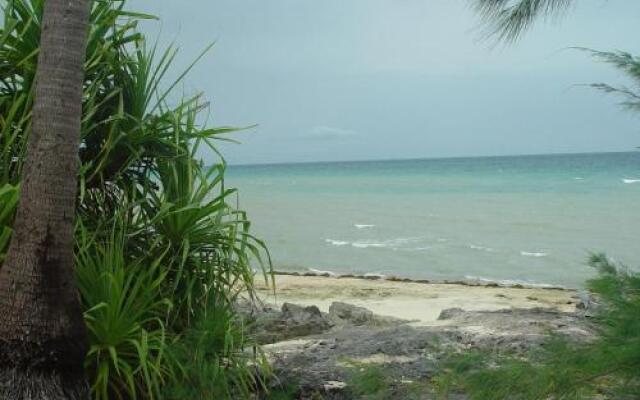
[226,152,640,288]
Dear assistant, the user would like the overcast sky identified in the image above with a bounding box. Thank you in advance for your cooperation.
[131,0,640,165]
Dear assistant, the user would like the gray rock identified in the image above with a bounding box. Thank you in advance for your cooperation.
[250,302,333,344]
[329,302,375,325]
[266,324,440,398]
[573,291,602,317]
[437,307,465,320]
[281,302,332,336]
[255,299,598,399]
[436,307,597,353]
[327,301,408,327]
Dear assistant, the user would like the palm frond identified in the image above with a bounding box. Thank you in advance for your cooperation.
[575,48,640,112]
[1,0,272,398]
[474,0,574,42]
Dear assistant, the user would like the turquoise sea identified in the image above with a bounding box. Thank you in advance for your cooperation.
[226,152,640,288]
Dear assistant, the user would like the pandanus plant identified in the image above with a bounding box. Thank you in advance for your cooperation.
[0,0,272,398]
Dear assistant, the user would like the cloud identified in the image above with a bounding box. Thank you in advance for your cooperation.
[303,125,359,141]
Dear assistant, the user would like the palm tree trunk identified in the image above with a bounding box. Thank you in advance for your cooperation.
[0,0,91,398]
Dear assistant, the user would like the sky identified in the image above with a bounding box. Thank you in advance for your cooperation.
[131,0,640,165]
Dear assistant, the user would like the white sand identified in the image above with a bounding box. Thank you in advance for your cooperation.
[255,275,577,326]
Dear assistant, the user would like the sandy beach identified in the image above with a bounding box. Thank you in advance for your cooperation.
[255,274,577,326]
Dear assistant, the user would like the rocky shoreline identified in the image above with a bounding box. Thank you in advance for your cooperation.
[243,275,597,399]
[273,270,569,290]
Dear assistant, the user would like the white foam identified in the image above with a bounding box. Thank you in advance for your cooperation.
[520,251,548,257]
[308,268,337,277]
[325,239,349,246]
[354,224,376,229]
[351,237,422,249]
[436,238,449,243]
[363,272,387,279]
[469,244,494,252]
[574,177,584,180]
[395,246,432,252]
[352,241,386,248]
[389,237,422,245]
[464,275,560,289]
[623,178,640,184]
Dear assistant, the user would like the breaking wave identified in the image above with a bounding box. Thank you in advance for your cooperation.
[325,239,349,246]
[363,272,387,279]
[308,268,337,277]
[352,241,387,248]
[469,244,494,252]
[520,251,548,257]
[464,275,561,289]
[354,224,376,229]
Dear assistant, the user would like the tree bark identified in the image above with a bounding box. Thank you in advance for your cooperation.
[0,0,91,398]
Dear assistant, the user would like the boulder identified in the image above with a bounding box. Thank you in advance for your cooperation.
[573,291,602,317]
[251,302,333,344]
[437,307,465,320]
[281,302,332,336]
[329,302,375,325]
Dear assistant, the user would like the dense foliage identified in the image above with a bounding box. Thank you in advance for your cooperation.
[436,254,640,399]
[0,0,272,398]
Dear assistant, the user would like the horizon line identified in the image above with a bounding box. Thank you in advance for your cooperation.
[223,149,639,169]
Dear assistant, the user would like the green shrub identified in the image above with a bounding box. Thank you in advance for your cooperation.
[165,296,270,399]
[436,254,640,400]
[344,362,393,399]
[0,0,272,398]
[76,222,176,400]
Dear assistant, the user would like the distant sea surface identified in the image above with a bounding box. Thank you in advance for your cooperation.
[225,152,640,288]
